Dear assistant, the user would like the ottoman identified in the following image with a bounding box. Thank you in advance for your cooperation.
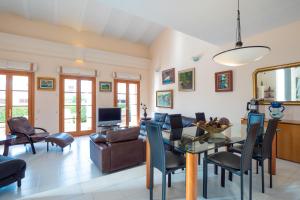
[45,133,74,152]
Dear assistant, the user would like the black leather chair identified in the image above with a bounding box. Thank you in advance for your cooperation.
[203,124,259,200]
[146,122,185,200]
[169,114,183,130]
[228,119,278,193]
[195,112,206,122]
[0,155,26,188]
[7,117,49,154]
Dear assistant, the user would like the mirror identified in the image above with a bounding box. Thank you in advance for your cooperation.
[253,62,300,105]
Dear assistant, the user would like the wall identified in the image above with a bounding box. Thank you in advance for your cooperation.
[0,33,150,133]
[150,20,300,123]
[0,13,150,59]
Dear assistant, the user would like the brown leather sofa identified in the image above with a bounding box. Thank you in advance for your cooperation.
[90,127,146,173]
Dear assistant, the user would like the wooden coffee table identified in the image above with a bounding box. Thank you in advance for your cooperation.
[0,134,17,156]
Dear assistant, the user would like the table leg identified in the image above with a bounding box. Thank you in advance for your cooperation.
[186,153,198,200]
[146,138,150,189]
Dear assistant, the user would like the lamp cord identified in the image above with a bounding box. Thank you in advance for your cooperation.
[235,0,243,47]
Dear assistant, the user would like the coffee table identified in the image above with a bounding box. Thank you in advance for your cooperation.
[0,134,17,156]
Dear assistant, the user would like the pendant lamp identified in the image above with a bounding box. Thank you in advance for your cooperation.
[213,0,271,66]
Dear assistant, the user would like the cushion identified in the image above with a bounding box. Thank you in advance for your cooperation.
[90,133,107,143]
[0,156,26,180]
[106,127,140,143]
[154,113,168,123]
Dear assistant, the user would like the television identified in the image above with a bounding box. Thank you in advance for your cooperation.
[98,107,121,126]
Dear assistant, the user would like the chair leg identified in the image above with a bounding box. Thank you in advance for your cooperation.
[221,168,225,187]
[198,154,201,165]
[150,166,154,200]
[214,148,218,175]
[261,160,265,193]
[168,173,171,188]
[162,172,166,200]
[229,172,233,181]
[269,158,272,188]
[249,169,252,200]
[203,152,208,199]
[29,140,36,154]
[17,179,21,187]
[256,160,259,174]
[241,174,244,200]
[47,142,49,152]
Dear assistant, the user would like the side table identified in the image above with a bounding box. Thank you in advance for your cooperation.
[0,134,17,156]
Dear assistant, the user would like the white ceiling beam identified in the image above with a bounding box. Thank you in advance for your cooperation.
[52,0,59,25]
[75,0,89,32]
[21,0,30,19]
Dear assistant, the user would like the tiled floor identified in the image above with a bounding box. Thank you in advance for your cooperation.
[0,136,104,200]
[21,158,300,200]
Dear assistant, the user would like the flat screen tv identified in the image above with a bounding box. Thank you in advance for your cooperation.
[98,107,121,126]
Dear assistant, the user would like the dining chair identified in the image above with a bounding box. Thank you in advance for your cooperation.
[228,119,278,193]
[203,123,259,200]
[195,112,206,123]
[169,114,183,129]
[228,113,265,172]
[146,122,186,200]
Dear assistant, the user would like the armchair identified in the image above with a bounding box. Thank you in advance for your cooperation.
[7,117,49,154]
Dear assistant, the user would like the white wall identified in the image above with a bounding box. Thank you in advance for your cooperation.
[0,33,150,133]
[150,20,300,123]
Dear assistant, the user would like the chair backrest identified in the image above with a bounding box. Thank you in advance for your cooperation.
[169,114,183,129]
[247,113,265,143]
[262,119,278,159]
[7,117,35,136]
[195,112,206,122]
[146,122,166,172]
[240,123,259,172]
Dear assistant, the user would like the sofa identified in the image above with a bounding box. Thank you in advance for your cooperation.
[90,127,146,173]
[0,155,26,188]
[140,113,196,135]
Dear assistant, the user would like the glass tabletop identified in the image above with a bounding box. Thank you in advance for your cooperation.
[162,124,247,154]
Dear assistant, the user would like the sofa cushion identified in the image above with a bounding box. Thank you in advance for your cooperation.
[182,116,196,127]
[90,133,107,143]
[106,127,140,143]
[0,156,26,180]
[154,113,168,123]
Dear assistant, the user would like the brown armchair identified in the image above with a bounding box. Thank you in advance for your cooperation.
[6,117,49,154]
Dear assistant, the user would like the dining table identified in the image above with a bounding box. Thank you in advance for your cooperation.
[145,124,248,200]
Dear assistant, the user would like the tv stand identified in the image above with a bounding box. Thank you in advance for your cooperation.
[97,124,121,134]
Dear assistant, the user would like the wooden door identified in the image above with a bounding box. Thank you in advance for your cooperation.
[114,79,140,126]
[0,70,34,136]
[59,75,96,136]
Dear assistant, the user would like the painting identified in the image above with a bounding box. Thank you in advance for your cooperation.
[178,68,195,91]
[215,70,233,92]
[156,90,173,109]
[37,77,55,91]
[99,81,112,92]
[162,68,175,85]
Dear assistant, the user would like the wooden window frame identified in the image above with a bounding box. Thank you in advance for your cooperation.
[0,69,35,135]
[59,75,96,136]
[113,79,140,126]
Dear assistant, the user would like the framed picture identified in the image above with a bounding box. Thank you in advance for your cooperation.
[215,70,233,92]
[156,90,173,109]
[178,68,195,91]
[296,77,300,99]
[37,77,56,91]
[162,68,175,85]
[99,81,112,92]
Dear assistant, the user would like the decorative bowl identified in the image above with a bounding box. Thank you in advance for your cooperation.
[197,123,231,134]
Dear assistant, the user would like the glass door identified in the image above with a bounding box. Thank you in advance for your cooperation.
[114,79,140,126]
[0,70,34,137]
[60,76,95,136]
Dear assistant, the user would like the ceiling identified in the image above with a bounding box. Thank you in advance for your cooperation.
[0,0,164,45]
[94,0,300,45]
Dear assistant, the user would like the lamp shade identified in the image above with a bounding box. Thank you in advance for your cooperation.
[213,46,271,66]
